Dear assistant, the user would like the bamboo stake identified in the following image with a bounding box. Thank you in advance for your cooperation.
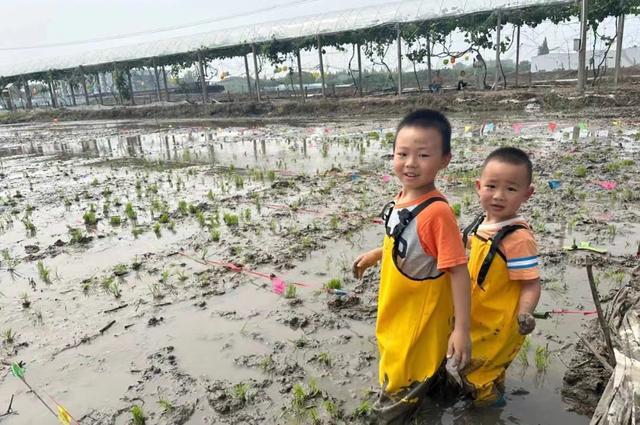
[586,260,617,367]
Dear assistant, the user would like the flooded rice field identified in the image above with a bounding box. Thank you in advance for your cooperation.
[0,115,638,424]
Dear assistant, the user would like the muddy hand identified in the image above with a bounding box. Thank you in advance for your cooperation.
[352,254,367,279]
[518,312,536,335]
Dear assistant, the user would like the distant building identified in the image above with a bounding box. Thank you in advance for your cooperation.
[531,46,640,72]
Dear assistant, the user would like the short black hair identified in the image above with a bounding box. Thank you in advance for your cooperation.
[395,109,451,156]
[483,147,533,184]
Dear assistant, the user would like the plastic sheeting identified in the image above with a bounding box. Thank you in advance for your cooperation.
[1,0,573,79]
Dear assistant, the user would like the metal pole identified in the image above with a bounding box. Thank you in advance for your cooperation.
[613,14,625,86]
[251,44,262,102]
[153,63,161,102]
[126,69,135,105]
[317,35,326,97]
[24,81,32,109]
[243,53,253,99]
[80,69,89,105]
[578,0,588,92]
[162,66,170,101]
[197,50,208,103]
[296,48,305,102]
[426,32,432,89]
[357,42,363,97]
[96,73,103,105]
[494,10,502,91]
[397,24,403,95]
[515,25,521,87]
[48,77,57,108]
[69,81,76,106]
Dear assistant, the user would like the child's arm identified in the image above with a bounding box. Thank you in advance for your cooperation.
[352,248,383,279]
[446,263,471,370]
[517,278,541,335]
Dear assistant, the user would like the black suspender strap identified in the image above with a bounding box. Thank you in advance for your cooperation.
[384,197,447,260]
[476,224,527,288]
[462,213,485,247]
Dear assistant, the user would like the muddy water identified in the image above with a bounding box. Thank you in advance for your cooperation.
[0,116,638,424]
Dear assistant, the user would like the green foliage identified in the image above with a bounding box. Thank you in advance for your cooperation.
[285,284,297,299]
[325,278,342,290]
[36,261,51,284]
[109,215,121,226]
[131,405,145,425]
[223,213,239,226]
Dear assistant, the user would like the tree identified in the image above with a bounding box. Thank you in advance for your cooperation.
[538,37,550,55]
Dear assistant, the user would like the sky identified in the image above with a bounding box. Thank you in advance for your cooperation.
[1,0,639,80]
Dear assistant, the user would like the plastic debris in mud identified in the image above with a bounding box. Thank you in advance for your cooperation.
[271,276,285,295]
[593,180,617,190]
[547,122,558,133]
[563,240,607,254]
[482,122,495,135]
[548,180,561,190]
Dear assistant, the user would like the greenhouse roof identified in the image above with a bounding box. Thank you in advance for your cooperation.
[0,0,573,79]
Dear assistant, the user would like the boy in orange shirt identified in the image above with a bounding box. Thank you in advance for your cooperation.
[462,147,541,406]
[353,109,471,424]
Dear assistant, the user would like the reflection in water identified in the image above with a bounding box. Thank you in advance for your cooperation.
[0,126,387,174]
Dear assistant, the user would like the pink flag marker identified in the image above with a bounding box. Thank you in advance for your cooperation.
[271,276,285,294]
[512,123,524,134]
[382,174,391,183]
[594,180,617,190]
[548,122,557,132]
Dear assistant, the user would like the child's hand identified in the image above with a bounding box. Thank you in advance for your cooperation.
[446,328,471,371]
[352,249,381,279]
[518,313,536,335]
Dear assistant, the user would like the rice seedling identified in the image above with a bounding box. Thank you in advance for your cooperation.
[91,178,99,187]
[158,399,174,412]
[517,337,530,366]
[323,399,340,419]
[132,256,143,270]
[317,352,332,367]
[109,215,121,226]
[2,329,16,344]
[325,279,342,290]
[178,200,188,216]
[131,226,144,239]
[243,208,251,221]
[83,208,98,226]
[149,283,164,299]
[354,400,372,417]
[285,284,297,299]
[113,264,129,276]
[20,292,31,308]
[232,383,250,403]
[103,201,110,216]
[125,202,137,220]
[158,212,170,224]
[234,175,244,189]
[36,261,51,284]
[176,270,189,283]
[196,210,206,227]
[21,217,36,236]
[607,223,617,239]
[267,170,276,181]
[153,223,162,237]
[368,131,380,140]
[131,405,145,425]
[107,280,121,298]
[159,270,170,284]
[574,165,587,178]
[1,249,19,272]
[534,344,550,372]
[207,189,214,201]
[451,203,461,217]
[259,355,274,372]
[292,383,307,409]
[223,213,239,227]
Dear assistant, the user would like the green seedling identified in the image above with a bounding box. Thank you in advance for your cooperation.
[158,212,170,224]
[178,200,188,215]
[292,383,307,409]
[153,223,162,237]
[2,329,16,344]
[243,208,251,221]
[207,189,214,201]
[132,227,144,239]
[534,344,550,372]
[176,270,189,283]
[323,399,340,419]
[517,337,530,366]
[284,284,297,299]
[325,279,342,290]
[21,217,36,236]
[149,283,164,299]
[451,203,461,217]
[574,165,587,178]
[113,264,129,276]
[36,261,51,284]
[267,170,276,181]
[210,229,220,242]
[232,383,250,403]
[195,210,206,227]
[234,175,244,189]
[259,355,274,372]
[223,213,239,226]
[125,202,137,220]
[109,215,121,226]
[132,256,143,270]
[354,400,372,417]
[317,352,332,367]
[108,280,121,298]
[20,292,31,308]
[91,178,99,187]
[159,270,170,284]
[368,131,380,140]
[158,399,174,412]
[83,209,98,226]
[131,405,145,425]
[103,201,110,216]
[168,220,176,233]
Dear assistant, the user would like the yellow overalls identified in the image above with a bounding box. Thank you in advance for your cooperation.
[376,197,453,397]
[464,219,526,405]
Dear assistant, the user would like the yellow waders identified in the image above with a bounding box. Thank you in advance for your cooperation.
[376,234,453,395]
[466,234,524,405]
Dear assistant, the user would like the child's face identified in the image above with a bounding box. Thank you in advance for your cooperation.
[475,159,534,223]
[393,126,450,195]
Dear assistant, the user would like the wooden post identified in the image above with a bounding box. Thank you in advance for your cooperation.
[48,77,58,108]
[613,14,625,86]
[515,25,521,87]
[396,23,403,95]
[80,68,89,105]
[317,35,326,97]
[357,42,363,97]
[426,32,432,89]
[586,261,617,367]
[69,81,77,106]
[251,44,261,102]
[126,69,135,105]
[95,73,103,105]
[161,66,170,101]
[296,48,305,102]
[243,53,253,98]
[24,81,32,109]
[578,0,588,92]
[197,50,209,103]
[153,62,161,101]
[494,10,502,91]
